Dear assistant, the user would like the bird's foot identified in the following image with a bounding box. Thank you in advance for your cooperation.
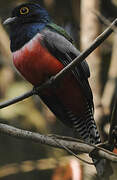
[89,148,100,160]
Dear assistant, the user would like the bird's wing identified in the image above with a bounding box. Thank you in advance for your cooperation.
[46,23,90,78]
[42,28,93,107]
[40,28,101,146]
[47,23,74,43]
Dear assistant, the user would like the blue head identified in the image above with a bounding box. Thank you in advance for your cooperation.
[4,3,51,52]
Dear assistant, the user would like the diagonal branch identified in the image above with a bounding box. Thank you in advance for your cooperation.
[1,18,117,109]
[93,10,117,33]
[0,90,34,109]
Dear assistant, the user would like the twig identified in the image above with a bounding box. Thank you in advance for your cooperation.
[0,90,34,109]
[93,10,117,33]
[0,123,117,162]
[1,18,117,109]
[50,135,94,165]
[0,79,51,109]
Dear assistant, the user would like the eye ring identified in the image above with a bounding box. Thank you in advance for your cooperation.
[20,7,29,15]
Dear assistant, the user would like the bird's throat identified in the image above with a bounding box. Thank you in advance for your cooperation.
[10,22,47,52]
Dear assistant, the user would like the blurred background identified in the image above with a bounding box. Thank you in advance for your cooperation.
[0,0,117,179]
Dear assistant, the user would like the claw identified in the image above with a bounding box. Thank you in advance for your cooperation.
[89,148,100,160]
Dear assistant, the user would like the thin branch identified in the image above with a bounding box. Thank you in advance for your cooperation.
[0,90,34,109]
[51,135,94,165]
[0,123,117,162]
[1,18,117,109]
[0,79,51,109]
[93,10,117,33]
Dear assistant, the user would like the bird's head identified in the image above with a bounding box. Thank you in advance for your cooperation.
[3,3,51,26]
[3,3,51,52]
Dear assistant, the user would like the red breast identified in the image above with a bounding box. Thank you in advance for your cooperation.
[13,33,86,115]
[13,33,64,86]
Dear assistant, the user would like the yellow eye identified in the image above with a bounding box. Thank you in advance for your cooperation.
[20,7,29,15]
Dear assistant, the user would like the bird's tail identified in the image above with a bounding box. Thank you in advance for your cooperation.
[74,101,108,177]
[64,101,111,177]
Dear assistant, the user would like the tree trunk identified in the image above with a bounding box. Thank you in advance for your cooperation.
[80,0,103,127]
[72,0,80,24]
[102,33,117,116]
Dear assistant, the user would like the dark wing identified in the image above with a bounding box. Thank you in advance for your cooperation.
[42,29,93,108]
[40,28,101,145]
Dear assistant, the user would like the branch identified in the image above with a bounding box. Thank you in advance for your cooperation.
[93,10,117,33]
[0,90,34,109]
[0,123,117,163]
[1,18,117,109]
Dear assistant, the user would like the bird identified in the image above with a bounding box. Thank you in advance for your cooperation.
[3,3,105,176]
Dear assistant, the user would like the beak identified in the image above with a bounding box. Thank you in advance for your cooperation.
[3,17,17,25]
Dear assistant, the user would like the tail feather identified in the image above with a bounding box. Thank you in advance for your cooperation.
[40,93,107,176]
[84,102,107,177]
[66,101,107,177]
